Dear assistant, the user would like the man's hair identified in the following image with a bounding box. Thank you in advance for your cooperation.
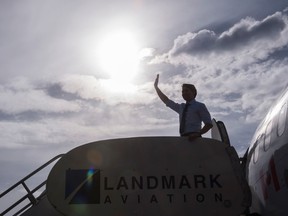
[182,84,197,97]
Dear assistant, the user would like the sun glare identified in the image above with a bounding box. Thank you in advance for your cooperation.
[96,29,141,82]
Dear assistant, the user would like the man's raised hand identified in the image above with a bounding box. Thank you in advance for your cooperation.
[154,74,159,89]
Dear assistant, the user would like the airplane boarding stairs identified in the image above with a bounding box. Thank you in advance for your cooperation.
[0,121,252,216]
[0,154,64,216]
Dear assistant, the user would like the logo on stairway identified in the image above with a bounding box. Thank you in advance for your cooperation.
[65,169,100,204]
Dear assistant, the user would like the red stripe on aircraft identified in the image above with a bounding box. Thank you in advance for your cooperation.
[270,158,280,191]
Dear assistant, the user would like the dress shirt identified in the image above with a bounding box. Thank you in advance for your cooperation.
[165,99,212,135]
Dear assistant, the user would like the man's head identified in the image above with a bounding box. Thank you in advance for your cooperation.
[182,84,197,101]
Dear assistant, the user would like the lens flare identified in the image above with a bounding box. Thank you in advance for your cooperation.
[87,168,95,185]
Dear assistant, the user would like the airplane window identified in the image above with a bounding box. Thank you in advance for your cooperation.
[277,102,287,137]
[253,143,259,164]
[264,121,272,151]
[253,134,265,164]
[253,135,261,164]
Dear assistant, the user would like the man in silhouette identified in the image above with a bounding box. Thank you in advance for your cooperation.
[154,74,212,140]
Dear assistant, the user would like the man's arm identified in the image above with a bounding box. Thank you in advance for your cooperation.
[198,104,213,135]
[199,123,213,135]
[154,74,169,104]
[188,123,213,141]
[189,103,213,141]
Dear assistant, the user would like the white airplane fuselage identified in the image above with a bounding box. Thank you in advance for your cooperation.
[246,87,288,216]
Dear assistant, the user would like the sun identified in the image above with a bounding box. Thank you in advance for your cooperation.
[96,29,141,82]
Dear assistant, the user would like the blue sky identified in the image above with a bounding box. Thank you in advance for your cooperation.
[0,0,288,208]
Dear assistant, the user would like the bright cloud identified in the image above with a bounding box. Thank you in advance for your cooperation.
[153,11,288,66]
[0,78,81,115]
[58,74,155,105]
[151,10,288,125]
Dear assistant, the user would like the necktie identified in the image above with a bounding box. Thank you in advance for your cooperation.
[180,103,189,135]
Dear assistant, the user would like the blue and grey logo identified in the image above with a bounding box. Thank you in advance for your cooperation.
[65,169,100,204]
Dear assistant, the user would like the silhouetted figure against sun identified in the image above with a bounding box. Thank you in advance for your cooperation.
[154,74,213,140]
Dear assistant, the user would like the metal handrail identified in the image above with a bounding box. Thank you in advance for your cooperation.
[0,154,64,216]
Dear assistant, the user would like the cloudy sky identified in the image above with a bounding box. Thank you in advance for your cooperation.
[0,0,288,209]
